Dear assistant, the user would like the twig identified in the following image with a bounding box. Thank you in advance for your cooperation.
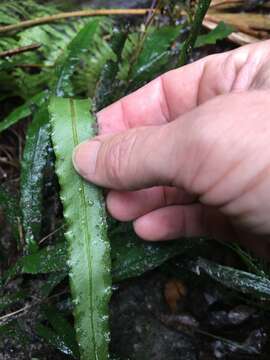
[0,289,68,324]
[17,216,24,248]
[0,304,30,323]
[0,9,157,34]
[0,44,41,58]
[15,63,48,69]
[39,225,64,245]
[126,2,160,83]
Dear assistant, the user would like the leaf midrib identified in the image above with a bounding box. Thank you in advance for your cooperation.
[69,99,97,359]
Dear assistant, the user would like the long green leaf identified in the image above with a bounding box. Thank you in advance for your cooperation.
[54,20,100,97]
[111,224,196,282]
[20,105,50,254]
[188,257,270,299]
[0,91,47,133]
[50,97,111,360]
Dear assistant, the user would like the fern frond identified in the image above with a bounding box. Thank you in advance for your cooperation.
[0,1,93,99]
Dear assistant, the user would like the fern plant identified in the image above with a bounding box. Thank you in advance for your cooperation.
[3,1,265,359]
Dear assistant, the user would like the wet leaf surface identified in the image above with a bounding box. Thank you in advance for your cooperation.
[20,104,50,254]
[188,257,270,299]
[50,98,111,360]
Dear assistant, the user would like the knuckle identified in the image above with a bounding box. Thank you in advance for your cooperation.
[105,131,138,187]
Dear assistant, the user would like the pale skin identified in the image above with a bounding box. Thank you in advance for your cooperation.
[73,40,270,258]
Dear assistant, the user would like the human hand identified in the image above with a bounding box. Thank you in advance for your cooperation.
[73,40,270,258]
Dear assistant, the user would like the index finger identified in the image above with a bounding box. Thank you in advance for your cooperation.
[97,44,252,134]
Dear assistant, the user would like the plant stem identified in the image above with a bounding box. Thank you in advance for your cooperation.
[0,44,41,58]
[0,9,156,34]
[179,0,211,66]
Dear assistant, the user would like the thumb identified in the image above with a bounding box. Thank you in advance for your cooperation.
[73,122,186,191]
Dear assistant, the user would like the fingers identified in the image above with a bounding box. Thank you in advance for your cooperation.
[133,204,233,242]
[97,43,255,134]
[72,92,245,192]
[74,89,270,216]
[132,202,270,260]
[134,204,205,241]
[106,187,195,221]
[73,123,180,190]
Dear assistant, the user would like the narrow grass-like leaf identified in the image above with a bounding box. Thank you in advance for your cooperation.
[225,242,268,278]
[20,105,50,254]
[111,224,196,282]
[0,91,47,133]
[179,0,211,66]
[54,20,100,97]
[195,22,235,47]
[50,98,111,360]
[0,185,21,243]
[188,257,270,299]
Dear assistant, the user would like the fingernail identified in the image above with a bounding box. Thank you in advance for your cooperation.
[73,140,101,177]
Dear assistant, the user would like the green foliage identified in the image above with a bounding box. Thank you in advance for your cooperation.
[117,24,182,92]
[38,305,80,358]
[0,91,47,132]
[39,271,67,297]
[0,2,112,100]
[129,25,182,89]
[0,1,80,99]
[20,105,50,254]
[188,257,270,299]
[0,185,21,242]
[111,224,197,282]
[50,98,111,360]
[3,242,68,283]
[195,21,235,47]
[54,20,100,97]
[132,25,181,78]
[95,29,127,111]
[0,1,58,25]
[4,224,199,285]
[179,0,212,65]
[36,323,78,358]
